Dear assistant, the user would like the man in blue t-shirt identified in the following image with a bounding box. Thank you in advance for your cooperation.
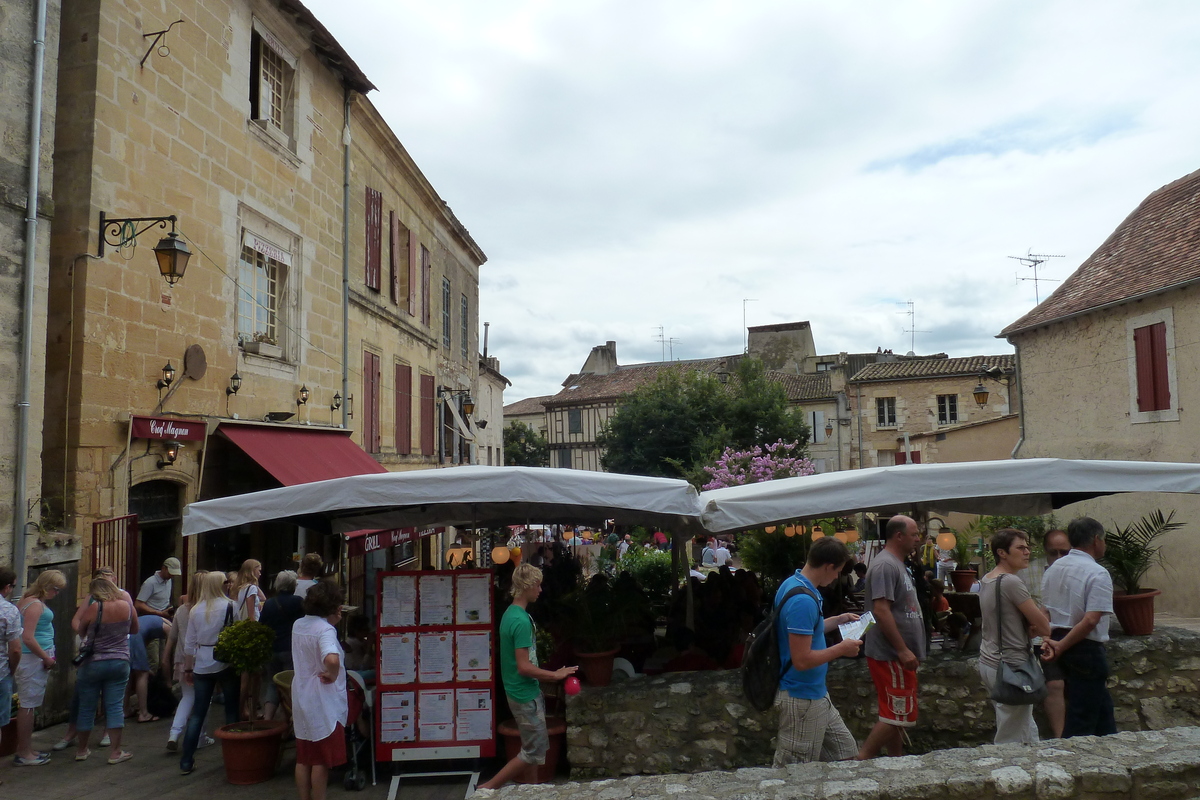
[773,537,863,765]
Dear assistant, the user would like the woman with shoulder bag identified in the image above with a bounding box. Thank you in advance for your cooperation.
[978,529,1052,744]
[13,570,66,765]
[73,576,138,764]
[179,572,239,775]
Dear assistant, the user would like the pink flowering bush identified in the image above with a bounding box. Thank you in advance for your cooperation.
[701,439,815,490]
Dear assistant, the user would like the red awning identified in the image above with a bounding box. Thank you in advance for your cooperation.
[219,424,386,486]
[344,527,444,557]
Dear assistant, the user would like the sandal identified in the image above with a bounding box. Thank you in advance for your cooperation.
[136,714,160,724]
[75,750,92,762]
[52,738,75,751]
[107,751,134,765]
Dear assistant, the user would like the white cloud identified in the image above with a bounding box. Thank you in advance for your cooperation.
[304,0,1200,399]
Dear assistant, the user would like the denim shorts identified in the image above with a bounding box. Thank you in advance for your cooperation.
[507,695,548,765]
[0,674,12,726]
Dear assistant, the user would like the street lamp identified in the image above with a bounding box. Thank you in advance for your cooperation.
[157,440,182,469]
[156,362,176,390]
[973,365,1015,408]
[99,212,192,286]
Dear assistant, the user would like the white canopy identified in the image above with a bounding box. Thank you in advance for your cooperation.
[182,465,704,536]
[699,458,1200,532]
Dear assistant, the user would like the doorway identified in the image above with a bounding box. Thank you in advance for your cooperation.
[129,479,183,590]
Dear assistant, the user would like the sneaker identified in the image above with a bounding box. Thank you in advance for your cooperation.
[14,754,50,766]
[199,735,215,749]
[166,738,178,752]
[52,738,75,751]
[180,762,195,775]
[99,734,111,747]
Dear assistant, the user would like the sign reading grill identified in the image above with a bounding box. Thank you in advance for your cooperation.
[347,527,444,558]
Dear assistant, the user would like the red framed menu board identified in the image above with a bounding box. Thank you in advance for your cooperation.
[374,569,497,762]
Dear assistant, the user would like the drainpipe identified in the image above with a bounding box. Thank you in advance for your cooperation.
[1010,340,1025,459]
[340,86,351,429]
[13,0,50,589]
[855,383,864,469]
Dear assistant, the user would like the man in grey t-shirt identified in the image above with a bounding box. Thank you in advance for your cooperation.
[857,515,925,760]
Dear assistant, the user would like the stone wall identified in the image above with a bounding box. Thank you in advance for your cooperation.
[504,727,1200,800]
[566,626,1200,778]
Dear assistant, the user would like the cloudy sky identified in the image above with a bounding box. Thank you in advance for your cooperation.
[304,0,1200,401]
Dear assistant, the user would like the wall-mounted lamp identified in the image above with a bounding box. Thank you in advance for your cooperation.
[297,385,309,406]
[476,419,488,429]
[439,387,476,415]
[331,392,342,411]
[972,365,1015,408]
[226,371,242,396]
[157,440,182,469]
[157,361,176,390]
[99,212,192,286]
[824,420,834,438]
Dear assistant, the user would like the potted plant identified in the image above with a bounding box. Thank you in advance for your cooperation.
[949,525,979,593]
[242,332,282,358]
[211,619,286,785]
[564,578,625,686]
[1102,510,1181,635]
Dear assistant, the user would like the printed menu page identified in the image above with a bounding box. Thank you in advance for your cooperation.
[380,633,415,685]
[419,575,453,625]
[455,574,491,625]
[455,689,492,741]
[381,575,417,628]
[418,631,454,683]
[380,692,415,742]
[455,630,491,682]
[418,689,454,741]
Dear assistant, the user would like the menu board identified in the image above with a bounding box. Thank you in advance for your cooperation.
[375,569,496,761]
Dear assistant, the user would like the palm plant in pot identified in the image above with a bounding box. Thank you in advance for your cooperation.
[1102,510,1181,635]
[949,525,980,593]
[211,618,285,784]
[563,576,626,686]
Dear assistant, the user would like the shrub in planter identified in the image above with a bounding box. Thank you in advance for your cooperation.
[1102,510,1181,635]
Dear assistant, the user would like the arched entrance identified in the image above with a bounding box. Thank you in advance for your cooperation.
[129,479,184,585]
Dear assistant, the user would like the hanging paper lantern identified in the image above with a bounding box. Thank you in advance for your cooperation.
[765,525,776,533]
[936,531,957,552]
[844,529,860,544]
[834,531,849,543]
[810,529,825,540]
[784,525,796,537]
[797,525,807,537]
[491,546,510,565]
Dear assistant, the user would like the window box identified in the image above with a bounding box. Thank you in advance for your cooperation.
[243,340,282,359]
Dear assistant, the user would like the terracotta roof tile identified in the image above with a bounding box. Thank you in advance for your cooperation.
[767,371,833,401]
[544,360,728,406]
[849,354,1014,382]
[1002,168,1200,335]
[503,395,553,416]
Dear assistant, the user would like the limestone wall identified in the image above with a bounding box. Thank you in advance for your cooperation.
[566,626,1200,778]
[508,727,1200,800]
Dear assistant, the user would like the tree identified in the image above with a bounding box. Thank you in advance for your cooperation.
[597,357,809,484]
[503,421,549,467]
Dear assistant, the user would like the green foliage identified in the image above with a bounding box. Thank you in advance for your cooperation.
[616,546,676,610]
[738,528,811,597]
[503,421,549,467]
[952,524,977,568]
[562,579,625,653]
[213,619,275,674]
[974,514,1060,546]
[597,357,809,485]
[1102,510,1182,595]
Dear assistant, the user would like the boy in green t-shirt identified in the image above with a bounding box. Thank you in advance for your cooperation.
[476,564,576,793]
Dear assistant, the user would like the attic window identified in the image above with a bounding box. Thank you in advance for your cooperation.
[568,385,579,390]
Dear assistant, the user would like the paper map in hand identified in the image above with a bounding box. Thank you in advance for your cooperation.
[838,612,875,641]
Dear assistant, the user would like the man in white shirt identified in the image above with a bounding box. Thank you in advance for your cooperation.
[617,535,631,558]
[714,541,732,567]
[135,557,181,618]
[1040,517,1116,738]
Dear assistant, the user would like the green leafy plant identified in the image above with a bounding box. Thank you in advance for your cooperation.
[1101,510,1182,595]
[213,619,275,674]
[562,578,625,653]
[738,527,811,598]
[952,524,977,569]
[616,546,676,615]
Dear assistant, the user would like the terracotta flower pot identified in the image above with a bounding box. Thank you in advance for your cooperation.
[1112,589,1161,636]
[214,719,287,785]
[498,715,565,783]
[950,569,977,594]
[574,647,620,687]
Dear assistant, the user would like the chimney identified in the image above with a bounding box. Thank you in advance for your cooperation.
[580,341,618,375]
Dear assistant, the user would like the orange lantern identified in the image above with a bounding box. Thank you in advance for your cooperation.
[834,531,849,543]
[936,531,957,552]
[844,529,860,544]
[810,529,825,540]
[491,546,510,565]
[797,525,807,536]
[784,525,796,537]
[509,547,522,564]
[765,525,776,533]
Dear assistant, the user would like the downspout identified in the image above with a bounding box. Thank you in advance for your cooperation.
[1010,340,1025,459]
[855,383,864,469]
[13,0,50,589]
[340,86,351,429]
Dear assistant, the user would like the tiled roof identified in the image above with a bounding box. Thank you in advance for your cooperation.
[503,395,553,416]
[902,414,1019,440]
[767,371,833,402]
[849,354,1014,382]
[544,360,728,406]
[1002,168,1200,336]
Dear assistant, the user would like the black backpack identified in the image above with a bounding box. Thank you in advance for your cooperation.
[741,584,818,712]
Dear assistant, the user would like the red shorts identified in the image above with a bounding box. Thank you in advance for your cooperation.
[296,723,347,767]
[867,657,919,728]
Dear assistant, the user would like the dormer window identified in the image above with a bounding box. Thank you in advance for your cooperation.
[249,24,296,150]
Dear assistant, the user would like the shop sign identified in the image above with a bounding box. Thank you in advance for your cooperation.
[130,415,206,442]
[348,526,443,557]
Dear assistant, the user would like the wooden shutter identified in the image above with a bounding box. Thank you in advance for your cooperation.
[395,363,412,455]
[365,187,382,291]
[363,351,381,452]
[419,374,436,455]
[1134,322,1170,412]
[407,232,418,316]
[389,211,399,302]
[420,246,432,327]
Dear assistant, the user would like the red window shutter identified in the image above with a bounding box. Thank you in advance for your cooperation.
[365,188,382,291]
[389,211,399,303]
[419,374,436,456]
[1150,322,1170,411]
[395,363,412,455]
[1133,324,1172,412]
[363,351,380,453]
[909,451,921,464]
[895,452,907,465]
[407,232,418,316]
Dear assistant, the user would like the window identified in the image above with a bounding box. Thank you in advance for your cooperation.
[460,294,469,359]
[237,243,283,344]
[390,213,411,306]
[807,410,826,443]
[420,246,431,327]
[557,449,572,469]
[937,394,958,425]
[419,374,436,455]
[395,363,412,455]
[568,409,583,434]
[441,277,452,348]
[363,351,381,453]
[249,27,295,146]
[364,187,382,292]
[895,450,922,464]
[1128,309,1178,423]
[815,361,836,372]
[876,397,896,427]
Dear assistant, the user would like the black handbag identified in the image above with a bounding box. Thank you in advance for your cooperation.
[209,603,236,663]
[988,574,1048,706]
[72,600,103,666]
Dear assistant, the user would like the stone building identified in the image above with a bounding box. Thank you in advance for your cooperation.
[476,354,511,467]
[502,394,551,438]
[43,0,484,594]
[1,0,62,576]
[1001,167,1200,615]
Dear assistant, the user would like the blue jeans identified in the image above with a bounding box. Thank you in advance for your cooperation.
[1059,638,1116,738]
[181,668,239,770]
[0,675,12,727]
[76,659,131,732]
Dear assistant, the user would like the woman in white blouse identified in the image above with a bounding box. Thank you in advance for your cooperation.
[179,572,239,775]
[292,580,347,800]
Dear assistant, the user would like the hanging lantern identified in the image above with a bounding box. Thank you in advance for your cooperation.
[765,526,776,533]
[810,529,825,540]
[936,531,958,552]
[834,531,849,543]
[491,546,510,565]
[797,525,807,536]
[784,525,796,537]
[844,529,860,544]
[509,547,522,564]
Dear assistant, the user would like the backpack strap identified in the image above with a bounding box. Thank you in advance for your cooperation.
[774,585,820,680]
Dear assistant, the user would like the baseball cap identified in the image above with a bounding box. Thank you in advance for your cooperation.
[164,557,182,576]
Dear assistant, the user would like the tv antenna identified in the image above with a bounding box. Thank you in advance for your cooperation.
[667,337,681,360]
[1009,249,1063,304]
[653,326,666,361]
[898,300,929,354]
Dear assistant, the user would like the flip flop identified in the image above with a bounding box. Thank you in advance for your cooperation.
[136,715,160,723]
[107,751,134,765]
